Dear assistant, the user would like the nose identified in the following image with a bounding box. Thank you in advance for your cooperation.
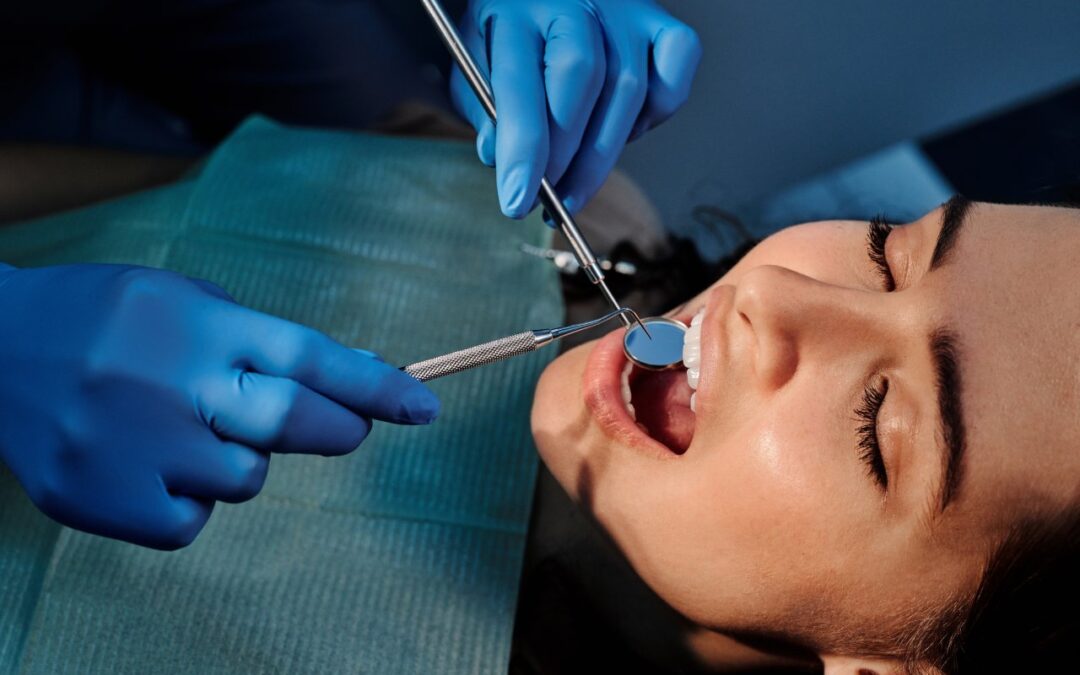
[733,265,891,390]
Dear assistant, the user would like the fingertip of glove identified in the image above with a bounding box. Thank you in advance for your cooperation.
[477,124,496,167]
[399,385,441,425]
[629,117,652,143]
[499,163,537,219]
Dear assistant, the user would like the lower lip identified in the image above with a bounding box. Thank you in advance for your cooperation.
[583,313,695,459]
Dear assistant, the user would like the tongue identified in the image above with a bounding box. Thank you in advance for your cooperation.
[630,368,696,454]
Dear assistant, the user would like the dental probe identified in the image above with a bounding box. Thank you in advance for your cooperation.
[403,308,641,382]
[420,0,646,336]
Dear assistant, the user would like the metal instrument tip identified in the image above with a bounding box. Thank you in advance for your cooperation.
[595,279,651,336]
[624,308,652,339]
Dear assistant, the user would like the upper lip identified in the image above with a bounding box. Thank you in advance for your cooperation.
[582,309,700,459]
[694,284,735,424]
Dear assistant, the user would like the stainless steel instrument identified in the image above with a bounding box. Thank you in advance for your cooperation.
[403,308,641,382]
[419,0,646,335]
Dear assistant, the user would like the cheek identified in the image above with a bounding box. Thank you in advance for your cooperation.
[702,404,837,555]
[599,396,857,626]
[692,362,848,536]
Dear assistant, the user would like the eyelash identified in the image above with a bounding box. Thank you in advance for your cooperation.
[857,217,896,491]
[867,216,896,291]
[855,380,890,490]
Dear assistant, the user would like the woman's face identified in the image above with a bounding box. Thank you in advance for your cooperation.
[531,200,1080,660]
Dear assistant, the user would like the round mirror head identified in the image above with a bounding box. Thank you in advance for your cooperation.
[623,317,687,370]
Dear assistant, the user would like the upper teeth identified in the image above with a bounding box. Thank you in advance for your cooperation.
[683,310,705,412]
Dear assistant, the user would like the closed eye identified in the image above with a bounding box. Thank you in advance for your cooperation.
[866,216,896,291]
[855,380,889,490]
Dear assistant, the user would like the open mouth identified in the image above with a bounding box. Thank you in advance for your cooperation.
[622,310,703,454]
[586,310,705,457]
[622,362,695,454]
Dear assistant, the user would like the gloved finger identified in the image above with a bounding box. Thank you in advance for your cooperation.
[541,9,606,188]
[629,22,702,142]
[229,309,439,425]
[476,118,496,167]
[449,11,496,166]
[39,477,211,551]
[555,32,650,215]
[200,370,374,456]
[451,65,495,144]
[163,436,270,504]
[142,494,214,551]
[189,277,236,303]
[488,13,550,218]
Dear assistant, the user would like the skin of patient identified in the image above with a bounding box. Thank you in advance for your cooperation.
[531,201,1080,672]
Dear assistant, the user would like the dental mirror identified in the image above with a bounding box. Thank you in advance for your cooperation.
[623,317,687,370]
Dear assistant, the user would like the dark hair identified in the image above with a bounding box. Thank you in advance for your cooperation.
[901,503,1080,674]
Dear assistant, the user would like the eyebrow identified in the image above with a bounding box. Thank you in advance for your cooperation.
[931,330,966,512]
[925,196,973,512]
[930,194,972,271]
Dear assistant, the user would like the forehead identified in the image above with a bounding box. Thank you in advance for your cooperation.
[938,203,1080,523]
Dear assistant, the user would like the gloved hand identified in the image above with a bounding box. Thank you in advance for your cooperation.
[0,263,439,550]
[452,0,702,219]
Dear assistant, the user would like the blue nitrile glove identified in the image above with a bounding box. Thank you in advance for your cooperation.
[452,0,702,219]
[0,263,439,550]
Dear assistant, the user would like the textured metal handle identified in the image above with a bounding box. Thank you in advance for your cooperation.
[403,332,537,382]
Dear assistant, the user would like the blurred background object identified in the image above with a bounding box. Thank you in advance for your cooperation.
[614,0,1080,228]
